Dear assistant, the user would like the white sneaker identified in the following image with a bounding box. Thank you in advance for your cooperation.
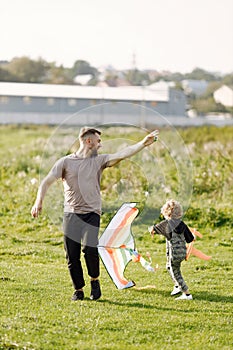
[175,293,193,300]
[171,286,181,296]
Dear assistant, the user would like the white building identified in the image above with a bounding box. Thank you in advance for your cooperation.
[213,85,233,107]
[0,82,186,126]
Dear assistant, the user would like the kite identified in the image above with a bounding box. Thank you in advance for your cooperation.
[98,202,156,290]
[186,228,212,261]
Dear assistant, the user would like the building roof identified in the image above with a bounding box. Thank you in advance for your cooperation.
[0,82,169,102]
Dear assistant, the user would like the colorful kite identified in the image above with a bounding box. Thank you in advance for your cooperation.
[98,202,156,289]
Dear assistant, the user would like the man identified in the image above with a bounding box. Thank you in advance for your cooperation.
[31,126,159,301]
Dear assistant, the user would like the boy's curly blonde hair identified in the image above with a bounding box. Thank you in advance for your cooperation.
[161,199,183,220]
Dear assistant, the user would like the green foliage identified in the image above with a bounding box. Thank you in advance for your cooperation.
[191,96,227,114]
[44,64,74,85]
[185,206,233,228]
[0,125,233,350]
[184,67,218,81]
[5,56,50,83]
[222,73,233,86]
[126,69,150,86]
[71,59,98,77]
[0,66,16,81]
[202,81,222,98]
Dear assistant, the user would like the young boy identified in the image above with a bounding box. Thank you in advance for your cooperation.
[149,199,195,300]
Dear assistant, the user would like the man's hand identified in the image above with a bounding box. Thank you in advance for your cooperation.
[31,202,42,218]
[142,130,159,147]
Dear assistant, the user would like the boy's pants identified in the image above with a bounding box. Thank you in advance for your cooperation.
[166,240,188,292]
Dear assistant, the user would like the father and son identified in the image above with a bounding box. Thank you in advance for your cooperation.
[31,127,194,301]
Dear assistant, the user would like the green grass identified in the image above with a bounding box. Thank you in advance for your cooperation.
[0,124,233,350]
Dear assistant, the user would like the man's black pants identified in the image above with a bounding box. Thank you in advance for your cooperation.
[63,212,100,290]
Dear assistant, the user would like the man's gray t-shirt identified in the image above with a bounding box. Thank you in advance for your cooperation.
[50,153,110,215]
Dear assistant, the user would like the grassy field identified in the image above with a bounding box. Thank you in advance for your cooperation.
[0,124,232,350]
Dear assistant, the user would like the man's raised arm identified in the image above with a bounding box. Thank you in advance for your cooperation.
[107,130,159,167]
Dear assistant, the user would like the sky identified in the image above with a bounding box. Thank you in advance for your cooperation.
[1,0,233,74]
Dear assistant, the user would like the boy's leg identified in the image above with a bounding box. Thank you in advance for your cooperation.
[166,241,179,287]
[170,260,188,292]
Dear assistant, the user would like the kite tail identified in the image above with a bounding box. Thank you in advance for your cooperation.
[189,227,203,239]
[186,227,211,261]
[130,249,157,272]
[188,245,212,261]
[139,256,156,272]
[186,242,212,261]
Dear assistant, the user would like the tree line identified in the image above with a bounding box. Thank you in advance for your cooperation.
[0,57,98,85]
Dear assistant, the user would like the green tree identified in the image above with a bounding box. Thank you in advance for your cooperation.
[169,72,184,82]
[185,67,218,81]
[174,81,184,91]
[202,81,222,98]
[222,73,233,86]
[191,96,226,114]
[6,56,49,83]
[44,63,74,84]
[0,67,16,81]
[71,60,98,78]
[125,69,150,85]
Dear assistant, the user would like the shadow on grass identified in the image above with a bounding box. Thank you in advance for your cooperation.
[97,288,179,311]
[97,298,177,312]
[131,288,233,303]
[191,291,233,303]
[97,287,233,309]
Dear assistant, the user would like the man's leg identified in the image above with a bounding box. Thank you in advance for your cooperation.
[63,213,85,295]
[82,212,101,299]
[81,212,100,277]
[64,235,85,290]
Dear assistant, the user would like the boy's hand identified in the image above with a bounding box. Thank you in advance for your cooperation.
[148,226,155,237]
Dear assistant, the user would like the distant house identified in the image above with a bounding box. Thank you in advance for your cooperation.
[182,79,208,96]
[73,74,93,85]
[0,81,186,125]
[213,85,233,107]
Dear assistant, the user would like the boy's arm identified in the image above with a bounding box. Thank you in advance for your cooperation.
[183,223,195,243]
[107,130,159,167]
[148,221,170,240]
[31,173,57,218]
